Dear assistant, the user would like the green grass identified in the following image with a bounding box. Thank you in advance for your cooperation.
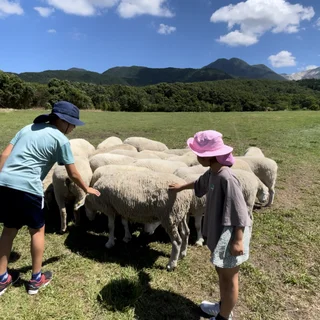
[0,109,320,320]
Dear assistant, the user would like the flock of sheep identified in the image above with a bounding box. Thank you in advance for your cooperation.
[43,136,278,271]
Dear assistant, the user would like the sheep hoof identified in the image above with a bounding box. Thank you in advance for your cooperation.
[122,236,132,243]
[195,239,204,247]
[166,263,177,272]
[105,241,115,249]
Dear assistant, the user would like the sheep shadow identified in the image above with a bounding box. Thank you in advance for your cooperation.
[98,271,204,320]
[64,222,169,271]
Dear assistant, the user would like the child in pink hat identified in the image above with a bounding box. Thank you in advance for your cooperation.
[169,130,252,320]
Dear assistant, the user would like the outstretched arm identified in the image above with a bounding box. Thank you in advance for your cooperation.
[0,144,13,172]
[169,181,195,192]
[65,163,100,197]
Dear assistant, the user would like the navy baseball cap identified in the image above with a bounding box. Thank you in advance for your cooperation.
[33,101,85,126]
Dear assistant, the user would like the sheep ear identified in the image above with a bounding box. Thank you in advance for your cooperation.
[74,197,86,211]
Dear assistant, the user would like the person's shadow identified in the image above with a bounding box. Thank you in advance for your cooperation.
[98,271,206,320]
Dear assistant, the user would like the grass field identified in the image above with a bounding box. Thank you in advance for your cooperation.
[0,110,319,320]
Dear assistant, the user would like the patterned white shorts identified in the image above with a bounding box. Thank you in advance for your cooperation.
[210,226,252,268]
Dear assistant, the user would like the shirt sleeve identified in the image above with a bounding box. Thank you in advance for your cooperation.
[56,142,75,165]
[194,169,210,198]
[221,177,252,227]
[10,129,22,145]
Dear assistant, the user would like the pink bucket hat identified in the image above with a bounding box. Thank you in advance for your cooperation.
[187,130,235,165]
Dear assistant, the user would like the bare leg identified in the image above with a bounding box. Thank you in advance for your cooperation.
[217,266,240,319]
[0,227,18,274]
[29,226,45,275]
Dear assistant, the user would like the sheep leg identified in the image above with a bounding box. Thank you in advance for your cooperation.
[105,213,116,249]
[121,218,132,243]
[267,187,275,206]
[179,216,190,259]
[164,225,182,271]
[55,195,67,233]
[194,215,204,246]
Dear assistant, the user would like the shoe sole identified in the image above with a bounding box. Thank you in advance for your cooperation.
[0,275,20,297]
[28,278,52,295]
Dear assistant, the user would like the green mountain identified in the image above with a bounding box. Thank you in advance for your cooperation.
[18,70,127,85]
[203,58,286,81]
[103,66,233,85]
[12,57,286,86]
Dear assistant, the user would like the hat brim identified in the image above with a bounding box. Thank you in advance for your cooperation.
[187,137,233,157]
[33,113,84,126]
[54,112,85,126]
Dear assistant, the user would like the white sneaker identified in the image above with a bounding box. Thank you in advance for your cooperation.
[200,300,233,319]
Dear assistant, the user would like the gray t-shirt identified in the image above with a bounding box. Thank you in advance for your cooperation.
[194,167,252,253]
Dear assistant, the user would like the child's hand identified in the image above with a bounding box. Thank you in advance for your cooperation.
[168,183,182,192]
[86,187,101,197]
[230,240,244,256]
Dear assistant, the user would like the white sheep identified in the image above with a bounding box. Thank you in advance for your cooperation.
[133,159,187,174]
[139,150,173,160]
[124,137,168,152]
[244,147,265,157]
[90,164,151,186]
[91,144,137,157]
[109,149,161,159]
[43,164,57,209]
[52,156,92,233]
[85,170,192,271]
[235,157,277,206]
[232,158,254,172]
[173,165,207,180]
[168,153,198,167]
[164,148,191,156]
[89,153,135,172]
[69,138,95,158]
[232,169,269,216]
[97,136,123,150]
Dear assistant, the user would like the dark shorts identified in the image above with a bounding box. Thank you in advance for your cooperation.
[0,186,45,229]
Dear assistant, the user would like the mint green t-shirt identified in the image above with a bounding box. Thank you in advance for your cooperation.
[0,123,74,196]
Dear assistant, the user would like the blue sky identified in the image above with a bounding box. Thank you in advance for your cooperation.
[0,0,319,75]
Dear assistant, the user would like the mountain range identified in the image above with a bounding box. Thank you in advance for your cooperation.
[281,67,320,81]
[4,58,304,86]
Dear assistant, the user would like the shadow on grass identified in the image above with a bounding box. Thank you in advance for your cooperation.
[98,271,203,320]
[64,222,169,270]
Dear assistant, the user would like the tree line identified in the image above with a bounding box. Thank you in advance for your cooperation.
[1,71,320,112]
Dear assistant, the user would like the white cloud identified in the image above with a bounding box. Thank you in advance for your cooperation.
[210,0,315,46]
[0,0,23,17]
[315,17,320,29]
[45,0,173,18]
[158,23,176,35]
[305,65,318,70]
[268,51,296,68]
[47,29,56,33]
[46,0,118,16]
[117,0,174,18]
[217,30,258,46]
[34,6,54,17]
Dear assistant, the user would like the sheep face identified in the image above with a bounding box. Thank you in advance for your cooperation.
[257,187,269,204]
